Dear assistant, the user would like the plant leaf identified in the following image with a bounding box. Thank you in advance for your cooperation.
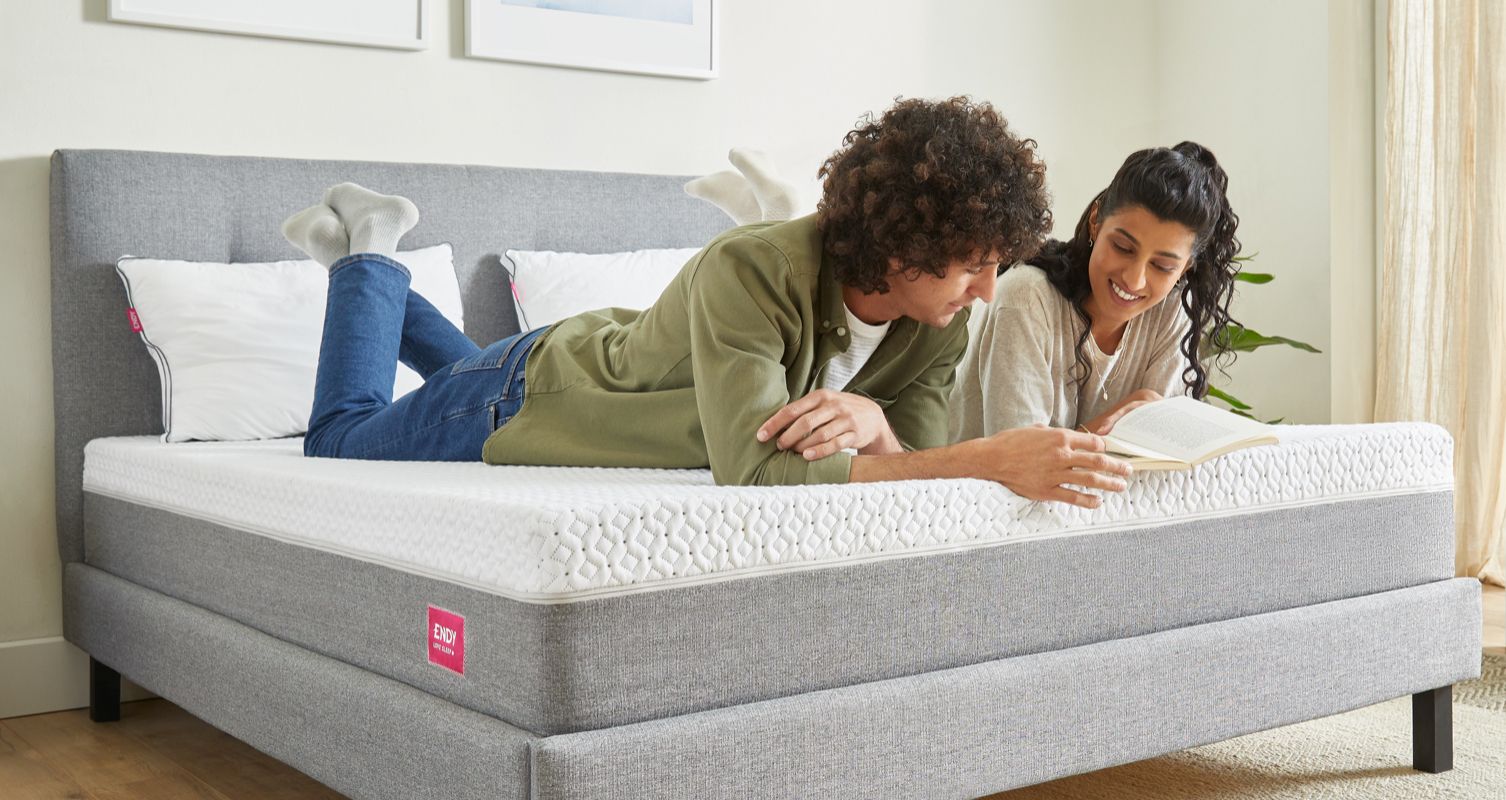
[1205,385,1252,410]
[1196,253,1308,425]
[1221,324,1322,354]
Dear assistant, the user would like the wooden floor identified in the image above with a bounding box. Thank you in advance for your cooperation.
[4,584,1502,800]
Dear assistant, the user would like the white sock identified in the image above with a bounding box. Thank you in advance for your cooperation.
[684,170,762,226]
[728,147,802,222]
[281,204,349,268]
[323,182,420,258]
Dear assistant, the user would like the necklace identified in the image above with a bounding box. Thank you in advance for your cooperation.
[1085,317,1132,403]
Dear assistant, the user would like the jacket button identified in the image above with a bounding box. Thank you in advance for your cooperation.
[836,326,848,336]
[821,320,831,329]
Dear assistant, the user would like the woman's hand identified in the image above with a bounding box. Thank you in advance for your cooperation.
[756,389,902,460]
[1081,389,1162,435]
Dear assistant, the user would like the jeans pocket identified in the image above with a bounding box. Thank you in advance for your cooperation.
[490,394,525,431]
[451,334,525,377]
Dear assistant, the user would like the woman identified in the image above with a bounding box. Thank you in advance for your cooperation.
[948,142,1242,440]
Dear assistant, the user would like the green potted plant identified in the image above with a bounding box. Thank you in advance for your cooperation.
[1204,255,1321,422]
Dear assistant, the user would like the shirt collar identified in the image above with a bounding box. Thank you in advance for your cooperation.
[817,250,922,350]
[817,248,849,341]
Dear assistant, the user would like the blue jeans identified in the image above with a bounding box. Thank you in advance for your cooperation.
[305,253,542,461]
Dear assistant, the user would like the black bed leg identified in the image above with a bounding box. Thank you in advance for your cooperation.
[89,657,121,723]
[1412,685,1452,773]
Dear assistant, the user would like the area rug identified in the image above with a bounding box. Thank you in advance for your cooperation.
[993,654,1505,799]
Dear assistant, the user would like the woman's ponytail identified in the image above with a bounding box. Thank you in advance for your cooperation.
[1170,142,1241,397]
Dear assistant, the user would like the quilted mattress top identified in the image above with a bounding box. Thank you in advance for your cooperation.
[82,423,1454,603]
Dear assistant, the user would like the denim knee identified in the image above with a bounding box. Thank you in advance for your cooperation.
[303,415,343,458]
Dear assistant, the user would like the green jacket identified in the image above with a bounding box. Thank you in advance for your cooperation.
[482,215,971,485]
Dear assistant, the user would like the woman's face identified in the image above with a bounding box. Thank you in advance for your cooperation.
[1083,204,1196,330]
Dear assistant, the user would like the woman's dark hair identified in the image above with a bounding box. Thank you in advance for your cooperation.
[1024,141,1241,398]
[817,96,1052,294]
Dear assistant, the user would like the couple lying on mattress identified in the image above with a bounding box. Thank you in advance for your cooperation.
[279,96,1241,509]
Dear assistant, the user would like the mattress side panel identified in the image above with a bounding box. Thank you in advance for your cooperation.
[542,488,1456,728]
[82,488,1454,734]
[83,491,561,733]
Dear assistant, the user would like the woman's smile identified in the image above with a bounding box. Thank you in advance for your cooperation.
[1107,278,1145,306]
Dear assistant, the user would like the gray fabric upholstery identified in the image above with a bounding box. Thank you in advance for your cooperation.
[531,579,1483,799]
[64,563,535,800]
[51,148,731,564]
[62,562,1481,800]
[83,488,1456,734]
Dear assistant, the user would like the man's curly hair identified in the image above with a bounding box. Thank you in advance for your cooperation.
[816,96,1052,293]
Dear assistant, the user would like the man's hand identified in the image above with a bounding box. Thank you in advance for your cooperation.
[847,425,1133,507]
[958,425,1131,508]
[1080,389,1162,436]
[756,389,902,460]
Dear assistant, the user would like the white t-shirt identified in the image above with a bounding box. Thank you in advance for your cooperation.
[948,264,1192,441]
[823,303,891,391]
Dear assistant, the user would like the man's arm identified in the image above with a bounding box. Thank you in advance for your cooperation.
[756,388,904,459]
[686,236,854,486]
[850,427,1132,508]
[753,307,970,459]
[744,293,1130,505]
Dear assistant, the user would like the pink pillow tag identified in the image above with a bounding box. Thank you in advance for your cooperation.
[427,605,465,675]
[126,308,143,333]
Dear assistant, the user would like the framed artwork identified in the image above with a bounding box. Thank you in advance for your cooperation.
[107,0,430,51]
[465,0,718,80]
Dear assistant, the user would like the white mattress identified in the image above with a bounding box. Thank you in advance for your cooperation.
[82,423,1454,604]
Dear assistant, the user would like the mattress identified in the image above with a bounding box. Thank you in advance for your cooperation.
[82,423,1457,734]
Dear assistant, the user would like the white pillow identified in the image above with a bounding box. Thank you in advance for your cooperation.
[504,247,701,329]
[116,244,464,443]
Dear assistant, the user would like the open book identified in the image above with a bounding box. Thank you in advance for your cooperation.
[1102,396,1278,471]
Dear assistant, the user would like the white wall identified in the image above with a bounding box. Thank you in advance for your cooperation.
[1148,0,1334,424]
[1329,0,1380,424]
[0,0,1359,714]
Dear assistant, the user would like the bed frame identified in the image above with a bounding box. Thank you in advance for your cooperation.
[51,148,1481,799]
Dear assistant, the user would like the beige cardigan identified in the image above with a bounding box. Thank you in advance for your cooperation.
[949,265,1192,441]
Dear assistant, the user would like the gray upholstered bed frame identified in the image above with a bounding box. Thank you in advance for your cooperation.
[51,149,1482,799]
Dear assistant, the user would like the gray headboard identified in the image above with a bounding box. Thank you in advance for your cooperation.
[50,148,732,564]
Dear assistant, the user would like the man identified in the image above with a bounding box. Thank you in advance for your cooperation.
[285,96,1130,508]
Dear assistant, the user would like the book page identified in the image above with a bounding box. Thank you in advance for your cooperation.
[1107,396,1274,465]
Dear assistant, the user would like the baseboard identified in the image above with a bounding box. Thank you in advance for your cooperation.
[0,636,155,719]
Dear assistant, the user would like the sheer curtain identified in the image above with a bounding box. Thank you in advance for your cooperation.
[1379,0,1505,585]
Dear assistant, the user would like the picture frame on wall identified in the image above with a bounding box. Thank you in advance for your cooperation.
[107,0,430,51]
[465,0,718,80]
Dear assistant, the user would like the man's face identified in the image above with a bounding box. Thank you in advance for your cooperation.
[884,251,1001,328]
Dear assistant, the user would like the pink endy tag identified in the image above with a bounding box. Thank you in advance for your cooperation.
[126,307,143,332]
[427,605,465,675]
